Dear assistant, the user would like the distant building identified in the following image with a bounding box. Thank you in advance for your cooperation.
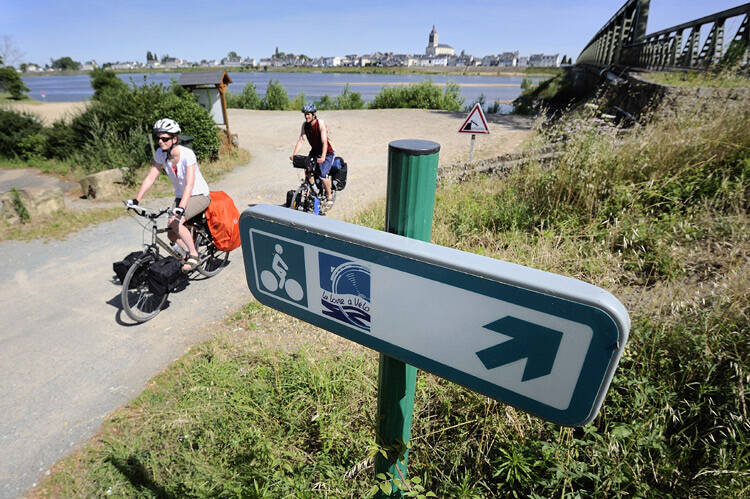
[425,25,455,57]
[529,53,560,67]
[221,56,242,67]
[498,51,519,67]
[110,61,138,70]
[517,56,529,67]
[80,60,98,71]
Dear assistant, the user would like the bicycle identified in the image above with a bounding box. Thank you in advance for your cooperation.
[286,155,347,215]
[120,203,229,322]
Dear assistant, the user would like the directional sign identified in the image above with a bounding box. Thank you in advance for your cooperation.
[239,205,629,426]
[458,103,490,134]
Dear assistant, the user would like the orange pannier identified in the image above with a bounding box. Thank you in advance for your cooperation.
[205,191,241,252]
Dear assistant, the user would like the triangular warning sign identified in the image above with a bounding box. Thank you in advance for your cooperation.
[458,103,490,134]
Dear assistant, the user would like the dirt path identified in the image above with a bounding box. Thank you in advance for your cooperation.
[1,101,88,125]
[0,105,532,497]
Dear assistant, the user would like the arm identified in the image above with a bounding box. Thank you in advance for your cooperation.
[317,119,329,163]
[134,164,161,202]
[290,123,307,160]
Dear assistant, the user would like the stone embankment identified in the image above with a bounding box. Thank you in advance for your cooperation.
[611,71,750,120]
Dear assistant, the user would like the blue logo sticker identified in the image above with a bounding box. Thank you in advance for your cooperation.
[319,252,371,331]
[252,232,308,307]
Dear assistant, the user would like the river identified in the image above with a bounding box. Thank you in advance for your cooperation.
[22,71,544,111]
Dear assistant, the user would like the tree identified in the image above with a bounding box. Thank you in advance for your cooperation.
[90,68,127,100]
[160,54,169,63]
[0,36,23,68]
[51,56,81,71]
[262,79,289,110]
[0,67,29,99]
[227,51,239,59]
[146,51,153,62]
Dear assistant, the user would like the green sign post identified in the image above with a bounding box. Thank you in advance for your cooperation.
[375,140,440,497]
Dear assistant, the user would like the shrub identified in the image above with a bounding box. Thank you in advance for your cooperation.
[226,82,262,109]
[263,79,289,110]
[334,84,365,110]
[290,92,306,112]
[370,80,463,111]
[90,68,127,100]
[44,120,77,159]
[0,67,29,100]
[0,109,43,158]
[315,94,334,110]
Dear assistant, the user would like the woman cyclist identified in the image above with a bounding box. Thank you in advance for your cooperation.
[126,118,210,273]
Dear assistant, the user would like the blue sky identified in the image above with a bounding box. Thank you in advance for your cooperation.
[1,0,745,65]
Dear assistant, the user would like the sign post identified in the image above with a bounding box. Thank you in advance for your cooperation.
[374,140,441,496]
[458,103,490,163]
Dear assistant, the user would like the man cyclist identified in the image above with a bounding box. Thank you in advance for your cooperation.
[126,118,211,273]
[290,103,339,208]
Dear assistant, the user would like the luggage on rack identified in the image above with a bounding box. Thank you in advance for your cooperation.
[147,256,188,296]
[331,157,347,191]
[113,250,147,285]
[205,191,241,252]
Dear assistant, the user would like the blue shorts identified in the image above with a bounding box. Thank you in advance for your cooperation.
[314,153,337,179]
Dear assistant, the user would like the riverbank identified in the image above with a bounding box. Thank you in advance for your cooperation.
[21,65,563,78]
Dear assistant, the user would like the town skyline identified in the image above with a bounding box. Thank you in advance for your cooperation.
[2,0,744,68]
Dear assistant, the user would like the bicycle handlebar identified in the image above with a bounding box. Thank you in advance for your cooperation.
[123,201,171,219]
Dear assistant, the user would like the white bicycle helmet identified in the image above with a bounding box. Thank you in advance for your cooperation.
[153,118,181,135]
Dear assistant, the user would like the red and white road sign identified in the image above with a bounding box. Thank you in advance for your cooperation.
[458,103,490,134]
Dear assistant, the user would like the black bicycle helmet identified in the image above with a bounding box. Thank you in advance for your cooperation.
[301,103,317,114]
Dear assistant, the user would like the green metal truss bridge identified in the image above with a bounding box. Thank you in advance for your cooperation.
[577,0,749,71]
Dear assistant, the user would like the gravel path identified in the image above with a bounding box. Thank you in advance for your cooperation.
[0,106,532,497]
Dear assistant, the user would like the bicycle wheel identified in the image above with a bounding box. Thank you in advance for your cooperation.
[121,257,168,322]
[194,230,229,277]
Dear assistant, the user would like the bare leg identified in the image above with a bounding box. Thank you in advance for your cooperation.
[169,221,198,256]
[167,230,189,253]
[322,177,333,201]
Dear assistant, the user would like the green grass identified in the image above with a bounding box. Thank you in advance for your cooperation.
[31,95,749,496]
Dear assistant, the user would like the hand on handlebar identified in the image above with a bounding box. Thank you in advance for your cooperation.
[124,199,145,215]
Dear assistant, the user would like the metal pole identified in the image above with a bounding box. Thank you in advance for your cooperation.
[375,139,440,497]
[469,134,476,163]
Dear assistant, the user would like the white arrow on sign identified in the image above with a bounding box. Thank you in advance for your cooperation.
[240,205,630,426]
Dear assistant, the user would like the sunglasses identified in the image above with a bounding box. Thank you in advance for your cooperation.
[156,135,173,143]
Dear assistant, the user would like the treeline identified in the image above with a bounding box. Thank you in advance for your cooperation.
[226,79,466,111]
[0,69,219,180]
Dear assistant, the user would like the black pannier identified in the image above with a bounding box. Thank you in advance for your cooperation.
[332,157,347,191]
[113,251,147,285]
[292,155,309,169]
[147,256,188,296]
[285,189,296,208]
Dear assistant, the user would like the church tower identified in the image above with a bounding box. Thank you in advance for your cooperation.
[426,25,438,56]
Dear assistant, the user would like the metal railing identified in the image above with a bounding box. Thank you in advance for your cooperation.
[577,1,750,71]
[577,0,650,67]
